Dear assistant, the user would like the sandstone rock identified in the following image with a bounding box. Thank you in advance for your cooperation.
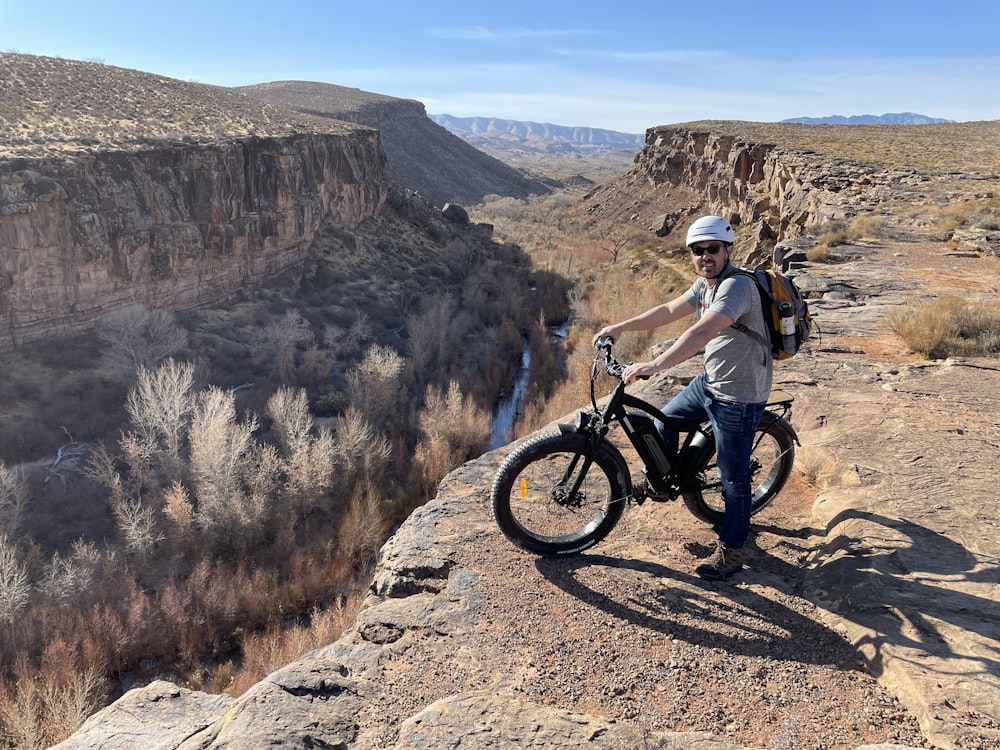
[49,680,233,750]
[951,226,1000,257]
[0,133,389,348]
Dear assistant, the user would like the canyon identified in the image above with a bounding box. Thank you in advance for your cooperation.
[3,52,999,750]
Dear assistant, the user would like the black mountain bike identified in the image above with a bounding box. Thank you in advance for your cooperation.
[490,339,798,556]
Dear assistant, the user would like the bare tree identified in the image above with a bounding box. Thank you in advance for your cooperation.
[346,344,405,431]
[333,406,392,486]
[98,303,188,378]
[114,498,164,556]
[406,295,457,387]
[126,358,196,478]
[0,462,28,538]
[267,387,312,460]
[254,310,313,381]
[188,387,260,540]
[0,535,29,624]
[266,387,335,509]
[37,541,101,605]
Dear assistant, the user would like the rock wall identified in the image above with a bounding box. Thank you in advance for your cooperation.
[0,130,388,348]
[639,126,911,240]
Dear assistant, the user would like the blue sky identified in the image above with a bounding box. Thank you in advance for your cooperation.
[2,0,998,133]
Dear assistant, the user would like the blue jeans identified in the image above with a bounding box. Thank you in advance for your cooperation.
[655,373,766,549]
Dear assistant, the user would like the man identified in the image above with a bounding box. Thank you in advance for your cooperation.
[591,215,773,580]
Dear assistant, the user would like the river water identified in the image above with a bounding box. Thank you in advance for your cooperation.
[489,326,567,450]
[489,339,530,450]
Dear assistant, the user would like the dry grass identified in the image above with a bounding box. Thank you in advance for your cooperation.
[807,214,893,261]
[887,296,1000,359]
[794,445,860,490]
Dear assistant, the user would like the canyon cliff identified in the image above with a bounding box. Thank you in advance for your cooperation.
[0,133,387,348]
[584,120,999,261]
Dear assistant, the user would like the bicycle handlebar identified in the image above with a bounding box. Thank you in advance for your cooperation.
[593,338,627,380]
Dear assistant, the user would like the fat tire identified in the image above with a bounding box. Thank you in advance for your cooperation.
[490,432,631,556]
[681,412,796,525]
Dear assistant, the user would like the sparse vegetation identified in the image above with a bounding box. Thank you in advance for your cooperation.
[807,214,892,261]
[674,119,1000,175]
[0,52,360,158]
[887,296,1000,359]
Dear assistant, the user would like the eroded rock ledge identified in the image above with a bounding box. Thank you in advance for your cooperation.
[638,126,926,239]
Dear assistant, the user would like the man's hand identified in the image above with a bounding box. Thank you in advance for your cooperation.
[621,361,658,384]
[592,325,621,348]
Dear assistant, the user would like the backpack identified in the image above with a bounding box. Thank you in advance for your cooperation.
[728,267,813,360]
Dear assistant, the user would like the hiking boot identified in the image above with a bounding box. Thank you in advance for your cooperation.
[695,544,743,580]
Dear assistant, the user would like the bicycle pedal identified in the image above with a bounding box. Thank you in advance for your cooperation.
[633,476,672,503]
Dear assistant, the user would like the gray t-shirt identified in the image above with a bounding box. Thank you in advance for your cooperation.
[683,267,774,403]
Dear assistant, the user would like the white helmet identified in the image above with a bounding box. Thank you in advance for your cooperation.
[685,215,734,246]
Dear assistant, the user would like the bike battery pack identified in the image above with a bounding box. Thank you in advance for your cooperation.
[622,411,672,476]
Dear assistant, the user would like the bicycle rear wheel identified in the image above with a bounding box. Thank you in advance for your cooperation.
[490,432,630,556]
[681,411,796,525]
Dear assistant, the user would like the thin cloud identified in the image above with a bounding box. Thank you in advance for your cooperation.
[428,26,591,42]
[555,48,730,64]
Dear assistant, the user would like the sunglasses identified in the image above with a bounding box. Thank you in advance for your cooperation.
[690,244,726,257]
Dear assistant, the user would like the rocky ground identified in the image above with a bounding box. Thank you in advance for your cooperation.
[349,231,1000,750]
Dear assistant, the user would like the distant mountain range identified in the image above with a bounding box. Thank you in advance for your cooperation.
[781,112,953,125]
[428,115,645,153]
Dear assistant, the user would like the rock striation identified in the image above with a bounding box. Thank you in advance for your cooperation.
[0,132,387,348]
[637,127,910,239]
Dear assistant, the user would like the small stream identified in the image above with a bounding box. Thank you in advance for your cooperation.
[489,325,567,450]
[489,339,530,450]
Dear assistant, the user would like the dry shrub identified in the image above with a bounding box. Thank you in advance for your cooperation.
[0,464,28,538]
[846,214,888,240]
[337,481,388,566]
[413,381,491,494]
[162,482,195,545]
[887,295,1000,359]
[519,340,593,435]
[0,657,106,749]
[807,223,850,261]
[795,445,860,490]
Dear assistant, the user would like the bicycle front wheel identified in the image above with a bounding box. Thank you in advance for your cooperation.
[681,411,796,525]
[490,432,630,556]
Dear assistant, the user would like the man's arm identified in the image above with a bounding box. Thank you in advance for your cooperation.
[592,294,695,347]
[621,310,734,384]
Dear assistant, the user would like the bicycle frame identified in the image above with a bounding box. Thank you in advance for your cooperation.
[560,341,794,504]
